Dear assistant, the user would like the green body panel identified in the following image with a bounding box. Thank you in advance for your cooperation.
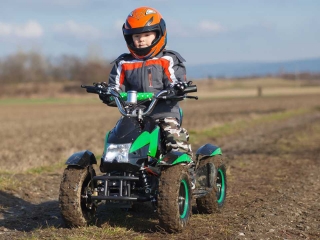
[172,153,192,165]
[119,92,154,101]
[210,147,222,156]
[130,131,150,153]
[148,127,160,157]
[129,127,160,156]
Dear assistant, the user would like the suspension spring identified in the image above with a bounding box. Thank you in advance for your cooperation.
[140,169,151,193]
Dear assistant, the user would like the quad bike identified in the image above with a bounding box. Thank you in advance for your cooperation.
[59,82,227,233]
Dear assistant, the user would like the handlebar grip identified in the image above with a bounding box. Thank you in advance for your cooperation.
[184,85,197,93]
[85,86,99,94]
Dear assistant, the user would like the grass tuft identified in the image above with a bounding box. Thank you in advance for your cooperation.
[0,173,22,191]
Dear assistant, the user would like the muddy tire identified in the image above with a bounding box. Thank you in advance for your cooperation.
[59,166,96,227]
[158,165,192,233]
[196,155,227,214]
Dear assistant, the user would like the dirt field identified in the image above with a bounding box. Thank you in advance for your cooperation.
[0,79,319,239]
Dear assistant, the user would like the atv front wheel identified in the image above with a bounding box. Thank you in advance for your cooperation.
[157,165,192,233]
[196,155,227,213]
[59,166,97,227]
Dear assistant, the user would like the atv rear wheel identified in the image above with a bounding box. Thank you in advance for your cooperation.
[59,166,97,227]
[158,165,192,233]
[196,155,227,213]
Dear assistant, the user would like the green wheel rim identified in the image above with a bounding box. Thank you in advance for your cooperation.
[217,168,226,204]
[179,179,189,218]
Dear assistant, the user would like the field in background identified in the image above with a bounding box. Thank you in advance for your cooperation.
[195,77,320,98]
[1,76,320,100]
[1,77,319,172]
[0,77,319,239]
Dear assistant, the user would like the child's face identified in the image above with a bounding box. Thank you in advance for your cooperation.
[132,32,156,48]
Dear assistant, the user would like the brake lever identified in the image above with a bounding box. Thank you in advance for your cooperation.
[158,95,185,101]
[186,96,198,100]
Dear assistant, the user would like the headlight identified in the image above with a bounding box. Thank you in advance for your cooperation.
[102,143,131,163]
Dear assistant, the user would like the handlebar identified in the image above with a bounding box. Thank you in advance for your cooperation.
[81,83,198,118]
[184,85,197,93]
[84,85,104,94]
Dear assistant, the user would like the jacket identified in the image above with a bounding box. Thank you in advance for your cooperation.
[108,50,187,120]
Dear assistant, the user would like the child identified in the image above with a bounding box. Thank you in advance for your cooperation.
[102,6,192,157]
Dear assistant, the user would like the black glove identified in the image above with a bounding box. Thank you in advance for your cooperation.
[99,94,110,103]
[172,82,188,96]
[94,82,108,88]
[99,94,117,107]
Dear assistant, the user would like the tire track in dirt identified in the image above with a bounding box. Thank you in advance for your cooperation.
[220,111,320,156]
[216,111,320,239]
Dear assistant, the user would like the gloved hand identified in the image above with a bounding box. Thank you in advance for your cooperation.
[172,82,188,96]
[99,94,110,103]
[99,94,117,107]
[94,82,108,88]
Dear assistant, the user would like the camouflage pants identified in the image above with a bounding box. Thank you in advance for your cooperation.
[156,117,193,157]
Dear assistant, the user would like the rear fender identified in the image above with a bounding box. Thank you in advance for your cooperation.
[195,162,217,190]
[158,151,192,166]
[196,144,222,161]
[65,150,97,168]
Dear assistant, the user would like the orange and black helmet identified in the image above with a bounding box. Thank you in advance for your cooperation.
[122,6,167,59]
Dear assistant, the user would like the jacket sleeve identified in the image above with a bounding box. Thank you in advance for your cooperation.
[108,61,127,92]
[109,53,134,92]
[105,59,128,107]
[162,51,187,89]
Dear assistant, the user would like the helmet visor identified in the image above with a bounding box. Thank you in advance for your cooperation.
[123,25,160,36]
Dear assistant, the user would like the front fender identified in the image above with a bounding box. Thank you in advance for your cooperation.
[158,151,192,166]
[196,144,222,159]
[65,150,97,168]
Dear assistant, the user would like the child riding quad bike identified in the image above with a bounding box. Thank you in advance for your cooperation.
[59,82,227,233]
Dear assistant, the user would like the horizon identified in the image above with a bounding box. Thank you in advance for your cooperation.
[1,1,320,65]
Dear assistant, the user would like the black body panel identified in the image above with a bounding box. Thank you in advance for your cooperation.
[100,116,162,173]
[196,144,220,157]
[66,150,97,168]
[107,116,158,144]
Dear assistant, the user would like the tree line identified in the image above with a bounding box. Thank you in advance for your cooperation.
[1,51,319,84]
[0,51,113,84]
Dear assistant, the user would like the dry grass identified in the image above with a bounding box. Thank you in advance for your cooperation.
[0,103,119,172]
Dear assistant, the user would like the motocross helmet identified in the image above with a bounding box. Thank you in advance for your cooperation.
[122,6,167,60]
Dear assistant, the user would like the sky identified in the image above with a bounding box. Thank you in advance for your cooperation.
[0,0,320,66]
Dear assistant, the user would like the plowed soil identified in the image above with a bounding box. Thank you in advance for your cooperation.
[0,92,319,239]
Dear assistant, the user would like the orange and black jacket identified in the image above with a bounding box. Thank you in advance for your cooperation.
[108,50,187,120]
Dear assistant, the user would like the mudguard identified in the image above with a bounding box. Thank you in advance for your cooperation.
[65,150,97,168]
[195,162,216,189]
[158,151,192,165]
[196,143,222,158]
